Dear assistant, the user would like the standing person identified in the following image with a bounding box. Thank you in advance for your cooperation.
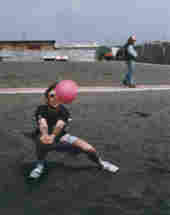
[122,35,138,88]
[29,82,119,179]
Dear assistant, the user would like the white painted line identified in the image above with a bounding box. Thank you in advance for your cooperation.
[79,86,170,92]
[0,85,170,94]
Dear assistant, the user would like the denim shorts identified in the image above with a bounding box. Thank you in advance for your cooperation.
[60,134,78,144]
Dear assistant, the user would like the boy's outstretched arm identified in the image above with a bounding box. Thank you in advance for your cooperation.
[51,120,66,140]
[38,118,52,144]
[39,118,48,136]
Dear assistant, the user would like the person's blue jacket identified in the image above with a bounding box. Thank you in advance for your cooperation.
[126,44,138,61]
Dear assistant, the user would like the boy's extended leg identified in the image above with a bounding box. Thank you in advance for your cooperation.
[72,138,119,173]
[85,150,119,173]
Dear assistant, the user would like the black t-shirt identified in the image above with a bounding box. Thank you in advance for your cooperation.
[34,104,71,137]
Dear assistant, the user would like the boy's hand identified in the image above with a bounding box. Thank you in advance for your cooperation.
[40,135,55,144]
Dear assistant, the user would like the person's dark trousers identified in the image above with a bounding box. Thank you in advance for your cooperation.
[35,135,81,162]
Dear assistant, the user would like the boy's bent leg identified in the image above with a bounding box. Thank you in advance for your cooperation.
[29,162,45,179]
[29,136,53,179]
[29,135,81,179]
[35,136,50,161]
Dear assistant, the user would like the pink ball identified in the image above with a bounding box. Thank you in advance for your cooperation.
[55,80,79,104]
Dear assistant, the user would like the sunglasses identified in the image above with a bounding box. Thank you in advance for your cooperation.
[48,93,56,98]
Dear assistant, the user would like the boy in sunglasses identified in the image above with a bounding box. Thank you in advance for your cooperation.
[29,82,119,179]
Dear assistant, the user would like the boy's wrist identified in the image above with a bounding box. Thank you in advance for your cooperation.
[51,134,56,139]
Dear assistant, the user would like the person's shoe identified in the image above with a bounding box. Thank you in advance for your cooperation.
[100,160,119,173]
[29,163,44,179]
[128,84,136,88]
[122,80,129,86]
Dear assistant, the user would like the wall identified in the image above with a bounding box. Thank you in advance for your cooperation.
[136,42,170,65]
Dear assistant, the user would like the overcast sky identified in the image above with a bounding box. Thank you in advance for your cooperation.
[0,0,169,44]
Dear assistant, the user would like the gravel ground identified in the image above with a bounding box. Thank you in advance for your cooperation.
[0,61,170,88]
[0,90,170,214]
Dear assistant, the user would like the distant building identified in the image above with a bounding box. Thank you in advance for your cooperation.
[55,41,99,49]
[0,40,56,51]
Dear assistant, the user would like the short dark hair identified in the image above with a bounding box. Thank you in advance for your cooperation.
[44,81,59,98]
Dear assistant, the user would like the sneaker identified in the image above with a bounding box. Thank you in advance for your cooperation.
[29,164,44,179]
[128,84,136,88]
[100,160,119,173]
[122,80,129,86]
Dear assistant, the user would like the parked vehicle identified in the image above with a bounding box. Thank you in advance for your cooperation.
[95,46,114,61]
[42,55,69,61]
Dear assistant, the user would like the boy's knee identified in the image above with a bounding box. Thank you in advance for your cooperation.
[88,146,96,152]
[81,143,96,153]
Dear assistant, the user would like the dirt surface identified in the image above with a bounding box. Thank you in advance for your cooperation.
[0,91,170,214]
[0,61,170,88]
